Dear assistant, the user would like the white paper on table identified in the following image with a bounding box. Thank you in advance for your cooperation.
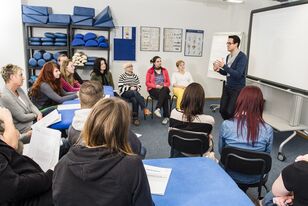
[23,127,61,172]
[144,164,172,195]
[57,104,81,111]
[104,95,111,99]
[135,133,142,138]
[31,109,61,129]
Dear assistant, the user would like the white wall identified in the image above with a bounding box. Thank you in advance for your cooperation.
[0,0,26,90]
[24,0,276,97]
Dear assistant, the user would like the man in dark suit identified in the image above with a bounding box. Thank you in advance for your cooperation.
[213,35,248,120]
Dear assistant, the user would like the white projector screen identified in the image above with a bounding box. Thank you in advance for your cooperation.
[247,2,308,93]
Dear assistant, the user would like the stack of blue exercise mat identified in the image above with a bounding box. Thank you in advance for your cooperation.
[86,57,97,66]
[22,5,114,27]
[29,32,67,46]
[28,51,65,67]
[22,5,71,25]
[71,32,108,48]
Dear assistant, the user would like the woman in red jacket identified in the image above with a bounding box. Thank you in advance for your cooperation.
[146,56,170,125]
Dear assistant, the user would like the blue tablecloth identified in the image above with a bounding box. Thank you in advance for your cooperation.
[50,86,114,130]
[143,157,254,206]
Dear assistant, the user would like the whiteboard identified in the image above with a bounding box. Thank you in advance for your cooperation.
[207,32,244,80]
[248,3,308,93]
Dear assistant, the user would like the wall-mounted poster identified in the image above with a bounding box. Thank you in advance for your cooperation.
[163,28,183,52]
[140,26,160,51]
[184,29,204,57]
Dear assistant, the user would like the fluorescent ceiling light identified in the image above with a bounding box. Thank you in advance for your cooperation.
[223,0,245,3]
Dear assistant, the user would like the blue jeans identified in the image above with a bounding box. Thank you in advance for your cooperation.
[262,191,275,206]
[121,90,146,119]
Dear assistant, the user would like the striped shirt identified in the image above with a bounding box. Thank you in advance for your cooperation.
[118,72,141,95]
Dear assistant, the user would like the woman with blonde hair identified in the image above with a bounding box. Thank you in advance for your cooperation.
[53,98,153,206]
[171,60,193,109]
[60,59,80,92]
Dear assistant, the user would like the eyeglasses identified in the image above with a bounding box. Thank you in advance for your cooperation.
[226,42,234,45]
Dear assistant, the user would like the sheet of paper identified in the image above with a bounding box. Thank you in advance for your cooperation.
[31,109,61,129]
[23,127,61,172]
[57,103,81,111]
[144,164,172,195]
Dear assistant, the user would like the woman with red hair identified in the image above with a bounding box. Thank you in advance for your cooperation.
[30,62,77,111]
[218,86,273,188]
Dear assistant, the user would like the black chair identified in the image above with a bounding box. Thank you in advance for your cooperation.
[168,128,210,157]
[220,146,272,199]
[145,95,172,119]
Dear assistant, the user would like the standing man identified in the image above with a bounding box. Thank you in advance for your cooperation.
[213,35,247,120]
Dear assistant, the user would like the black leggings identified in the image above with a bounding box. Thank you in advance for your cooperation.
[149,87,170,117]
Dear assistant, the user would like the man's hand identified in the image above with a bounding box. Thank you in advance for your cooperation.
[295,154,308,162]
[273,195,293,206]
[37,113,43,121]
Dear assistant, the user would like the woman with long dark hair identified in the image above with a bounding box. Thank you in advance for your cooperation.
[169,83,215,157]
[146,56,170,125]
[218,85,273,186]
[53,98,153,206]
[90,57,114,88]
[30,61,77,111]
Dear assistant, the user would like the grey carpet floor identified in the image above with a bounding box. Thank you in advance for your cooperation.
[130,99,308,201]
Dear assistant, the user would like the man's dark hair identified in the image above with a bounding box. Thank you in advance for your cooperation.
[229,35,241,48]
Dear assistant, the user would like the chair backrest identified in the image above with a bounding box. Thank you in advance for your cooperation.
[168,128,210,156]
[220,146,272,175]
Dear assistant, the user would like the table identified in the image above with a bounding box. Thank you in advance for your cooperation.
[143,157,254,206]
[50,86,114,130]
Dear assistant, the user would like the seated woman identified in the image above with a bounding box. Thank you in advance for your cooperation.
[169,83,215,157]
[91,57,114,88]
[0,64,42,143]
[57,53,83,84]
[0,107,53,206]
[53,98,153,206]
[171,60,193,109]
[218,85,273,189]
[262,154,308,206]
[60,59,81,92]
[30,61,77,112]
[146,56,171,125]
[118,62,151,126]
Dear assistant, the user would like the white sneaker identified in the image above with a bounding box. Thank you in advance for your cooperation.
[162,118,169,125]
[154,108,162,118]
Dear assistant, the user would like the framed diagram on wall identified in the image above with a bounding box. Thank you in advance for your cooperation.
[184,29,204,57]
[140,26,160,51]
[163,28,183,52]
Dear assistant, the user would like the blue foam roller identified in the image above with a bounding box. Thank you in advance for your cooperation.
[85,39,98,47]
[54,42,67,46]
[29,37,41,42]
[38,59,46,67]
[42,42,54,46]
[98,42,108,48]
[43,52,53,61]
[28,58,37,67]
[44,32,55,38]
[74,34,84,39]
[94,6,112,25]
[55,38,67,42]
[85,61,95,66]
[41,37,54,42]
[29,41,41,46]
[49,14,71,25]
[71,38,85,46]
[87,57,97,62]
[33,51,43,60]
[22,14,48,24]
[84,32,97,41]
[51,59,57,64]
[54,32,67,38]
[53,52,60,61]
[97,36,105,43]
[94,19,114,28]
[22,5,51,16]
[72,18,93,26]
[71,15,92,23]
[73,6,95,17]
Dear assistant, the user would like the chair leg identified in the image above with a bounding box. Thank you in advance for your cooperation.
[151,99,154,119]
[258,185,262,200]
[263,184,269,192]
